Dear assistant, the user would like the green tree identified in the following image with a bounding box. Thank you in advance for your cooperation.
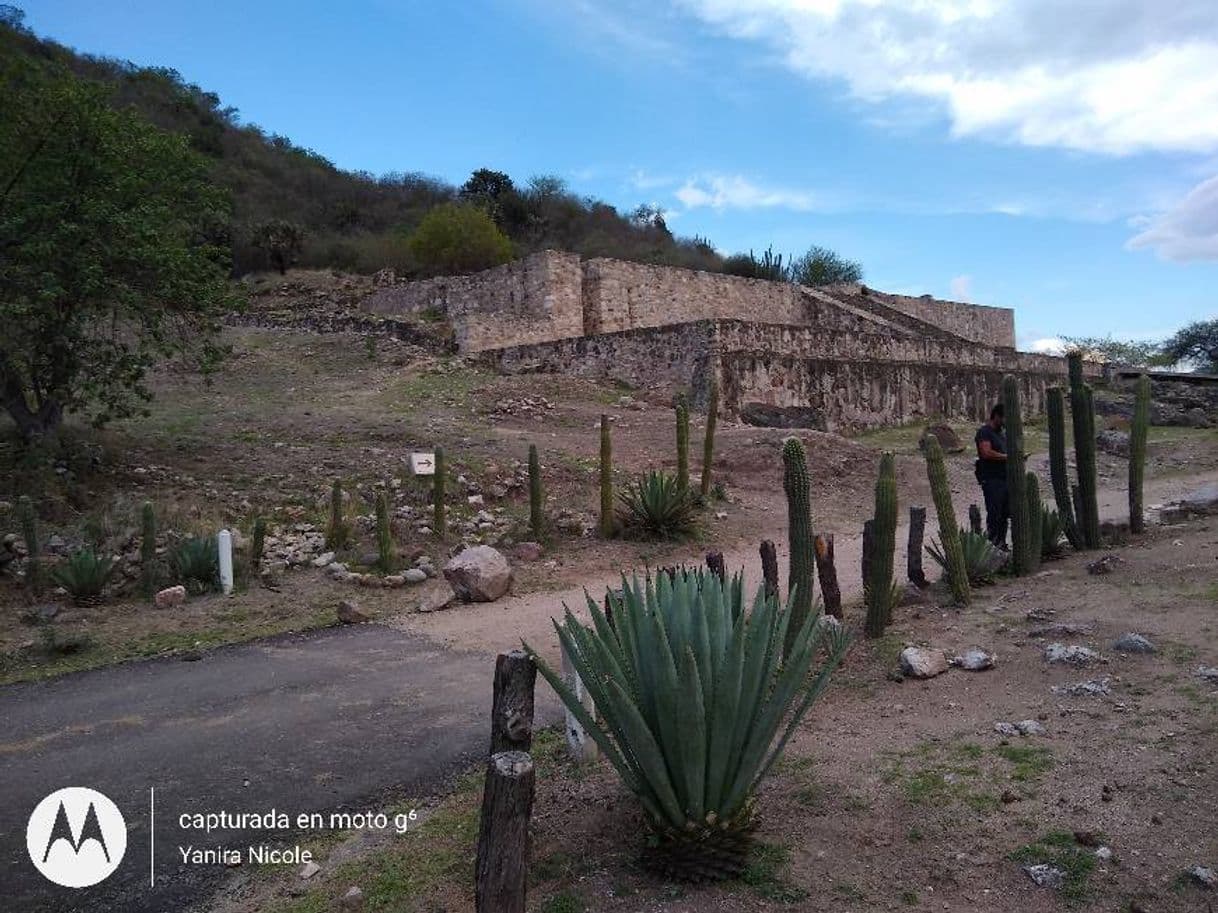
[406,203,513,276]
[252,218,304,275]
[1060,335,1168,367]
[789,245,863,286]
[1161,319,1218,373]
[0,60,234,440]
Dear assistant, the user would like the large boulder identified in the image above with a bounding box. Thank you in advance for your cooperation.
[443,546,512,602]
[899,646,949,679]
[920,423,964,454]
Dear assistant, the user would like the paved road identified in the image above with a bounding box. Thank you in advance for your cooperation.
[0,625,556,913]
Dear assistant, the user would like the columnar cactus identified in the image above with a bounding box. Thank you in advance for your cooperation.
[433,446,447,539]
[528,443,544,541]
[18,494,41,595]
[1026,472,1043,573]
[675,395,690,492]
[1068,352,1101,548]
[923,436,970,605]
[864,452,898,637]
[782,437,815,652]
[700,380,719,499]
[140,501,158,595]
[1129,373,1151,534]
[599,415,614,538]
[375,490,394,572]
[251,516,267,566]
[325,479,345,549]
[1003,375,1032,576]
[1046,387,1083,549]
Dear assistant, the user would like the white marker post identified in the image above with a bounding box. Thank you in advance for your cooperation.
[217,529,234,595]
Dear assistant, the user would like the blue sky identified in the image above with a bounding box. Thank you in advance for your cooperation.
[21,0,1218,349]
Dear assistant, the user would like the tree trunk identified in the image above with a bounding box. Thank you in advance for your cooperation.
[813,534,842,618]
[490,650,536,756]
[907,506,928,588]
[759,539,779,604]
[705,550,725,583]
[475,751,534,913]
[2,391,62,442]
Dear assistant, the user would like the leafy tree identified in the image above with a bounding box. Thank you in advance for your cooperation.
[0,60,234,441]
[1161,319,1218,373]
[789,245,863,286]
[406,203,513,276]
[252,218,304,275]
[1060,335,1169,367]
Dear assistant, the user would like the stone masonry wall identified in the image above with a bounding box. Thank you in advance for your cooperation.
[876,291,1016,349]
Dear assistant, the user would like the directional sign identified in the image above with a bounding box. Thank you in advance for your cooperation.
[409,452,436,476]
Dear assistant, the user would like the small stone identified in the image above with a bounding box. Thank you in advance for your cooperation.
[403,568,427,583]
[1022,863,1065,888]
[1094,846,1113,861]
[899,646,949,679]
[1112,633,1155,654]
[1000,789,1020,804]
[467,494,484,506]
[1025,607,1055,622]
[954,648,995,671]
[339,886,365,910]
[415,580,456,613]
[1195,666,1218,684]
[336,599,370,624]
[1052,678,1111,696]
[1087,554,1123,575]
[311,551,336,568]
[1189,865,1217,889]
[299,861,321,880]
[1044,643,1100,665]
[154,585,187,609]
[383,575,406,588]
[1014,719,1047,736]
[994,722,1020,737]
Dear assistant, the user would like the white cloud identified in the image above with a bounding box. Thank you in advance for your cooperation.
[678,0,1218,155]
[1027,336,1066,355]
[1127,174,1218,260]
[949,274,972,301]
[674,173,819,210]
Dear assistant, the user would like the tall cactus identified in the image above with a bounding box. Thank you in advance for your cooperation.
[675,395,690,492]
[18,494,41,595]
[700,380,719,499]
[433,446,447,539]
[781,437,815,653]
[1068,352,1101,548]
[1003,375,1032,576]
[599,415,614,538]
[924,436,970,605]
[865,452,898,637]
[1026,472,1043,572]
[325,479,345,549]
[251,516,267,566]
[140,500,158,595]
[1129,373,1151,534]
[528,443,544,541]
[1046,387,1083,549]
[375,490,394,572]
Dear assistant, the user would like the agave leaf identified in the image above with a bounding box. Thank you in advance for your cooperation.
[677,646,707,821]
[703,606,746,812]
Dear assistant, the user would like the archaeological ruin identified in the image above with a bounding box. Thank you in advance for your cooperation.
[364,251,1095,430]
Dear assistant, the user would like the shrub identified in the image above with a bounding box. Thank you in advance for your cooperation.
[927,531,1006,586]
[525,571,848,881]
[1041,508,1067,559]
[406,203,513,277]
[617,471,699,540]
[52,549,115,606]
[172,536,219,594]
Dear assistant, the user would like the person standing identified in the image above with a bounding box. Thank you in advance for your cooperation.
[975,403,1009,548]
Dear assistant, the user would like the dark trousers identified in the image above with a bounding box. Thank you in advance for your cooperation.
[980,478,1009,547]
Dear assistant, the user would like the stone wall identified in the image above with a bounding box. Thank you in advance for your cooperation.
[876,291,1016,349]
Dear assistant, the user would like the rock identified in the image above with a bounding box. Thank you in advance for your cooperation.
[994,722,1020,737]
[1029,622,1092,638]
[1094,846,1113,861]
[1182,482,1218,513]
[339,886,365,910]
[1189,865,1217,889]
[260,565,283,589]
[511,541,544,563]
[1044,643,1100,665]
[920,423,964,453]
[383,575,406,588]
[899,582,930,607]
[336,599,370,624]
[1025,607,1055,622]
[1014,719,1047,736]
[403,568,427,583]
[1087,554,1123,575]
[1196,666,1218,684]
[467,494,484,506]
[899,646,949,679]
[1112,632,1155,654]
[954,648,996,671]
[1096,429,1130,456]
[154,585,187,609]
[1052,678,1111,696]
[299,860,321,880]
[739,402,822,428]
[20,604,61,625]
[1022,863,1065,888]
[443,546,512,602]
[311,551,336,568]
[415,579,456,613]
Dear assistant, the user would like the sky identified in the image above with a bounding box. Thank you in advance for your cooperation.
[19,0,1218,350]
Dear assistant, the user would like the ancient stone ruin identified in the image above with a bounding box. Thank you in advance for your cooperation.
[364,251,1093,429]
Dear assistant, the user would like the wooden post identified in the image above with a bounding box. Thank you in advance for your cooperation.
[561,643,598,761]
[907,506,928,589]
[813,534,842,619]
[759,540,779,604]
[490,649,536,755]
[705,550,726,583]
[861,519,876,606]
[475,750,534,913]
[968,503,983,536]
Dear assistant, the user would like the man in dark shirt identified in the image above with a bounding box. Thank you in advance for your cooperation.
[975,403,1009,548]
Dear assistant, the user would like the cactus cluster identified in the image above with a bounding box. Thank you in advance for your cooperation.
[1002,375,1033,576]
[599,415,614,538]
[700,380,719,499]
[1067,353,1101,548]
[140,500,160,595]
[325,479,347,549]
[1129,373,1151,534]
[864,453,898,638]
[251,516,267,566]
[1025,472,1043,574]
[781,437,815,651]
[433,446,447,539]
[17,495,42,595]
[1045,387,1083,549]
[528,443,545,541]
[923,436,970,605]
[675,396,690,492]
[375,490,394,572]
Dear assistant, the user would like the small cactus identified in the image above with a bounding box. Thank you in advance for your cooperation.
[375,490,394,573]
[1129,373,1151,534]
[600,415,614,538]
[1046,387,1083,549]
[865,452,898,637]
[700,380,719,499]
[1026,472,1043,574]
[18,495,42,595]
[140,501,159,595]
[251,516,267,566]
[528,443,544,540]
[675,395,690,492]
[1003,375,1032,576]
[782,437,815,653]
[325,480,347,549]
[433,446,447,539]
[923,436,970,605]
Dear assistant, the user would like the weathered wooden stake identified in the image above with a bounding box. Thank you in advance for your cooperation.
[759,540,779,604]
[490,649,536,755]
[907,506,928,588]
[705,550,726,583]
[968,503,983,536]
[561,643,598,762]
[813,534,842,619]
[475,750,534,913]
[861,519,876,607]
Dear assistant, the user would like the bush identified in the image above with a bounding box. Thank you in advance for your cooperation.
[1042,508,1067,559]
[171,536,219,594]
[617,471,699,540]
[52,549,115,606]
[406,203,513,277]
[927,531,1006,586]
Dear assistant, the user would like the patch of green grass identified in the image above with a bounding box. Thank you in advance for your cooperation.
[833,881,866,901]
[540,890,587,913]
[1010,831,1100,904]
[901,889,920,905]
[737,843,809,904]
[994,744,1055,782]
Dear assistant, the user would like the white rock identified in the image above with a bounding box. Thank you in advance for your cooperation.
[1015,719,1047,736]
[312,551,336,568]
[954,648,996,671]
[300,861,321,880]
[1112,633,1155,654]
[1044,643,1100,665]
[403,568,427,583]
[899,646,949,679]
[1189,865,1217,889]
[1023,863,1065,888]
[443,546,512,602]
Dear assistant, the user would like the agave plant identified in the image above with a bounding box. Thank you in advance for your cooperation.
[172,536,219,594]
[525,570,848,882]
[617,470,699,540]
[927,531,1007,586]
[1041,508,1067,560]
[52,549,115,607]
